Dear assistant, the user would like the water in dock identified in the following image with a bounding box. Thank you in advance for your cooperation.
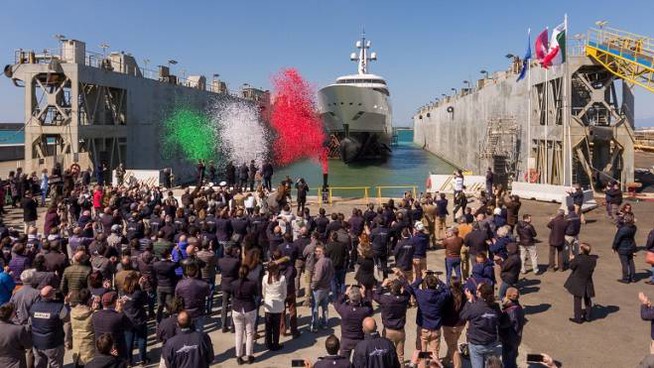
[273,130,455,198]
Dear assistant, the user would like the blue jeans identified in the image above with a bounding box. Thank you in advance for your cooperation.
[445,257,462,282]
[215,242,227,271]
[194,315,206,333]
[206,280,216,314]
[331,268,346,301]
[146,290,156,318]
[40,188,47,205]
[124,324,147,364]
[468,342,501,368]
[311,289,329,329]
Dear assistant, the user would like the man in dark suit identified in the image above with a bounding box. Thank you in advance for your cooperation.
[547,210,567,272]
[564,243,597,323]
[218,246,241,333]
[0,303,32,368]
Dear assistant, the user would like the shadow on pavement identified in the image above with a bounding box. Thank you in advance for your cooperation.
[253,317,336,363]
[633,271,651,283]
[523,303,551,315]
[519,279,542,295]
[591,304,620,321]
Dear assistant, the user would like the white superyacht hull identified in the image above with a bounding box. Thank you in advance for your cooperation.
[317,84,392,162]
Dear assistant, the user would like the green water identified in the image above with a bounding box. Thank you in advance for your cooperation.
[273,139,454,198]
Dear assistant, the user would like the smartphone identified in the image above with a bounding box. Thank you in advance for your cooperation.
[291,359,305,367]
[526,354,544,362]
[418,351,433,359]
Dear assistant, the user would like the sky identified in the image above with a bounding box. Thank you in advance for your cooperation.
[1,0,653,127]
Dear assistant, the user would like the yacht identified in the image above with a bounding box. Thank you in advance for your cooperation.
[317,33,392,163]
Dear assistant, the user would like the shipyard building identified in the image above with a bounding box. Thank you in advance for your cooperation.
[3,38,270,183]
[413,28,641,190]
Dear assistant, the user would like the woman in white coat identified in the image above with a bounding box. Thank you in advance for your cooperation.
[262,261,287,351]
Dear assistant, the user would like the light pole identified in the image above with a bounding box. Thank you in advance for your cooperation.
[595,20,608,29]
[573,34,586,53]
[167,59,178,70]
[480,70,489,79]
[99,43,109,58]
[505,53,515,60]
[451,87,457,94]
[53,34,66,57]
[463,80,471,89]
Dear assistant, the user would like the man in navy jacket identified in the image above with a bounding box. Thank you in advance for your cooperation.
[334,286,373,359]
[161,311,214,368]
[352,318,400,368]
[402,269,450,363]
[373,278,410,364]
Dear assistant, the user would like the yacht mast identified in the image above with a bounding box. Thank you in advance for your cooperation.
[350,30,377,75]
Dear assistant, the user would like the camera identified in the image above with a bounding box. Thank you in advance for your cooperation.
[418,351,433,359]
[291,359,305,367]
[526,354,544,363]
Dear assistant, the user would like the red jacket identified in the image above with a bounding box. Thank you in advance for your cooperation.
[93,190,103,208]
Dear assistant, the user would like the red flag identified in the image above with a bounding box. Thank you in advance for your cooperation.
[535,28,549,62]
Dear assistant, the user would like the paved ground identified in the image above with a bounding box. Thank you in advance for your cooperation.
[4,194,653,368]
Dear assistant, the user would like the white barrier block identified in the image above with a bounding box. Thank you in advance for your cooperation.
[426,174,487,194]
[511,182,596,212]
[510,182,568,203]
[112,169,161,187]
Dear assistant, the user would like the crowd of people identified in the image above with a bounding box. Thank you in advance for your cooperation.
[0,162,648,368]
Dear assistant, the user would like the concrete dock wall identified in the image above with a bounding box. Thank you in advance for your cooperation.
[413,55,635,188]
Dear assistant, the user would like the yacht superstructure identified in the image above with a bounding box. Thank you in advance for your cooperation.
[317,33,392,163]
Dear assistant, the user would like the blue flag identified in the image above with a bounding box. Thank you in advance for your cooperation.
[517,29,531,82]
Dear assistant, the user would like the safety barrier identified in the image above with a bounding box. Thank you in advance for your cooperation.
[425,174,486,194]
[375,185,417,204]
[315,186,371,206]
[510,182,597,212]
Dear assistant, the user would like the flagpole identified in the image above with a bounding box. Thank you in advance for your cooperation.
[544,66,549,185]
[564,13,573,187]
[527,28,532,181]
[561,15,567,186]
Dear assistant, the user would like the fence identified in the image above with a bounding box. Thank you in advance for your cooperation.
[315,186,371,206]
[375,185,417,204]
[310,185,422,206]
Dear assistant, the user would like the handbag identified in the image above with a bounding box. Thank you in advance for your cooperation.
[646,251,654,266]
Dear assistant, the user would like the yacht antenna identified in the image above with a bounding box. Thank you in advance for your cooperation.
[351,29,376,74]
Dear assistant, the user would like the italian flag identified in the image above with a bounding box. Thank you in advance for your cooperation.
[542,23,566,68]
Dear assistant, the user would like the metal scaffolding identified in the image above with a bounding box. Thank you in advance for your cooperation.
[6,41,128,174]
[480,117,520,186]
[526,57,635,190]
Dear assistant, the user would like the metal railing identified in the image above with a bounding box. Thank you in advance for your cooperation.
[311,185,424,206]
[585,27,654,93]
[315,186,371,206]
[587,27,653,56]
[12,47,246,98]
[375,185,417,204]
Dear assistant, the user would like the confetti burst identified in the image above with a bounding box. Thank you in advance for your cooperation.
[161,107,218,162]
